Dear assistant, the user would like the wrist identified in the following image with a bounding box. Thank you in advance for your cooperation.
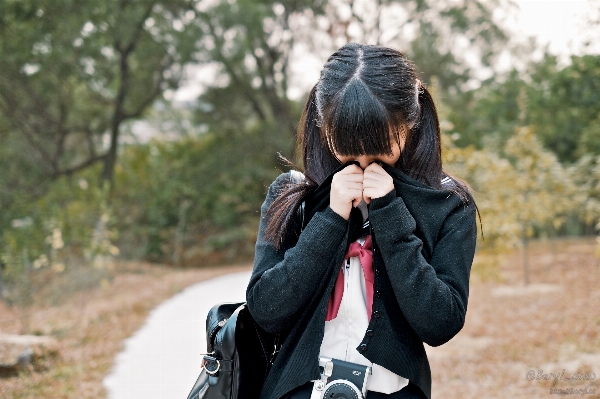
[369,188,396,210]
[329,203,350,221]
[324,205,350,223]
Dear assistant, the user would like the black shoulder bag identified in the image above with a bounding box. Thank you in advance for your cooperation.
[186,302,280,399]
[187,189,305,399]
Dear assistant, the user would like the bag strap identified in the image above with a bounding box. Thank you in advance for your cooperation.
[252,318,281,381]
[299,200,305,233]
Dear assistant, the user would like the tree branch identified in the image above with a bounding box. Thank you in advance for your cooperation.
[203,16,268,121]
[85,127,97,158]
[255,31,294,132]
[53,153,108,178]
[123,1,156,57]
[53,102,69,167]
[1,99,58,173]
[122,58,171,119]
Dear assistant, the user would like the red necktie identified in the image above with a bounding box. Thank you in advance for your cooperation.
[325,234,374,322]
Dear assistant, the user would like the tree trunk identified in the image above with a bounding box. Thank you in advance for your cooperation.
[101,42,130,187]
[101,121,121,187]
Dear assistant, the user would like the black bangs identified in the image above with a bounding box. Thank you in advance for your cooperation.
[321,77,399,157]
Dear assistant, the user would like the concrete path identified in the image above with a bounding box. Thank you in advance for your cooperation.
[103,270,252,399]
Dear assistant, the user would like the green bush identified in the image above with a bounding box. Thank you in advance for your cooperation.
[112,127,286,265]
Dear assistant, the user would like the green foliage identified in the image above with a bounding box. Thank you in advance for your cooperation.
[503,127,578,234]
[313,0,510,91]
[570,154,600,258]
[0,0,202,303]
[570,154,600,227]
[0,0,199,193]
[112,128,283,264]
[528,55,600,161]
[1,0,599,281]
[449,54,600,163]
[191,0,316,162]
[0,169,119,308]
[444,127,579,275]
[449,69,525,150]
[578,115,600,156]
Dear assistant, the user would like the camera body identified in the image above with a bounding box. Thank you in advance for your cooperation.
[309,357,371,399]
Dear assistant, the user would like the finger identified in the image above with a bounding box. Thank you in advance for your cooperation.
[364,161,383,171]
[340,164,364,175]
[362,176,385,189]
[362,187,376,198]
[349,195,362,207]
[341,173,365,183]
[366,164,394,182]
[338,183,362,196]
[362,173,384,182]
[352,193,366,206]
[339,183,364,192]
[363,186,392,201]
[364,163,388,177]
[364,174,391,188]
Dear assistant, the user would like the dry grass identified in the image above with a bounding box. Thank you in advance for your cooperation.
[1,238,599,398]
[0,261,251,398]
[427,237,600,398]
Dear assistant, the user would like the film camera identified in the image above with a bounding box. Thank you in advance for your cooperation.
[309,357,372,399]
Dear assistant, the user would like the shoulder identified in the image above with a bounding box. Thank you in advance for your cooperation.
[271,172,292,189]
[264,172,289,203]
[440,192,478,241]
[441,173,475,208]
[289,169,305,184]
[268,171,300,190]
[440,175,455,190]
[264,170,306,204]
[267,170,306,192]
[423,177,477,236]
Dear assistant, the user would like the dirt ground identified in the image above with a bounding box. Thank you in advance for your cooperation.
[0,261,250,398]
[1,238,599,398]
[426,237,600,399]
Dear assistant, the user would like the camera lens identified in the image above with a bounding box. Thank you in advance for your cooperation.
[323,382,360,399]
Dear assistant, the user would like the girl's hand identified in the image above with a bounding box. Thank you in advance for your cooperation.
[363,162,394,204]
[330,164,364,220]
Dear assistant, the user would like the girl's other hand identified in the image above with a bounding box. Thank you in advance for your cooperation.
[363,162,394,204]
[330,164,364,220]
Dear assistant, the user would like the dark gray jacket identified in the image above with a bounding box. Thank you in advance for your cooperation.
[246,166,477,399]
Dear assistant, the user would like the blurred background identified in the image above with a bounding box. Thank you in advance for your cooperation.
[1,0,599,398]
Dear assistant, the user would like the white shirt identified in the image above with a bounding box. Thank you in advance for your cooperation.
[289,171,410,393]
[318,232,410,394]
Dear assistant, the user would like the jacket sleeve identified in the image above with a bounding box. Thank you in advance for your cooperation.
[246,173,348,334]
[368,189,477,347]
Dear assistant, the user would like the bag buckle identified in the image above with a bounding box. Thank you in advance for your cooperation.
[202,355,220,375]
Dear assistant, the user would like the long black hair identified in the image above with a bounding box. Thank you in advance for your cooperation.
[264,43,474,250]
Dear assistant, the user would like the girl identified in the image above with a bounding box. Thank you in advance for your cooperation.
[246,43,477,399]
